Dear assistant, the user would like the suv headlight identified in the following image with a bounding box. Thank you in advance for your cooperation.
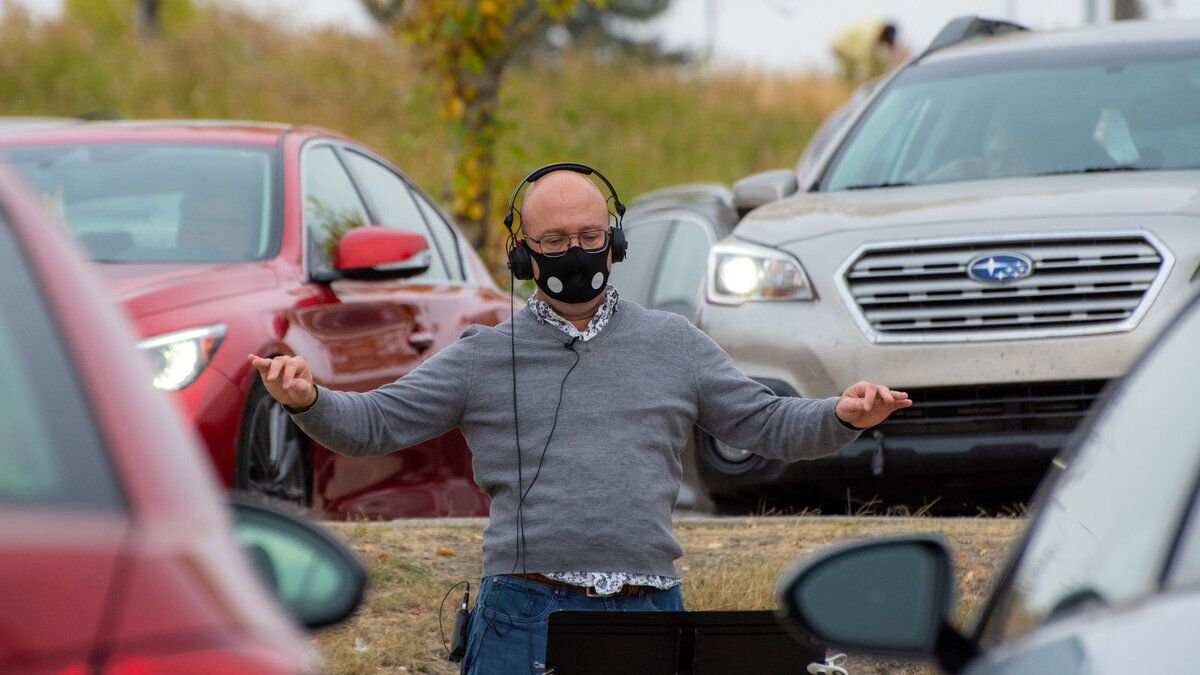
[137,324,226,391]
[706,241,813,305]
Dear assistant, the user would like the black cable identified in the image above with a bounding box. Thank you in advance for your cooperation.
[507,262,538,675]
[520,344,579,505]
[438,580,470,659]
[509,246,525,574]
[506,230,586,673]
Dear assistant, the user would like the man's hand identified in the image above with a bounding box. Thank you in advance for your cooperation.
[835,381,912,429]
[247,354,317,411]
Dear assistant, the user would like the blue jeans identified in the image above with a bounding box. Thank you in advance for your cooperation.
[459,575,686,675]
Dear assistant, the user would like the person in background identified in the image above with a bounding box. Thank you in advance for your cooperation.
[831,16,902,81]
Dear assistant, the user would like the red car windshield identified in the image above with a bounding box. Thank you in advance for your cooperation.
[0,143,277,264]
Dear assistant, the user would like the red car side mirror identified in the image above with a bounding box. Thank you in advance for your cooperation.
[333,226,431,280]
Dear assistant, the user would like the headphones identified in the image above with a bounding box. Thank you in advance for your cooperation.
[503,162,627,280]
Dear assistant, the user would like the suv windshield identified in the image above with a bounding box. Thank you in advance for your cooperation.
[822,42,1200,191]
[0,143,277,263]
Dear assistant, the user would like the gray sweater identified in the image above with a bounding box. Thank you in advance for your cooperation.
[291,300,861,578]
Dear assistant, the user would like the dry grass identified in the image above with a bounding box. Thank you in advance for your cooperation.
[314,515,1023,675]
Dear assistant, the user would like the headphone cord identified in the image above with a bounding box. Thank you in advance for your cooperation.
[509,269,525,573]
[509,268,586,674]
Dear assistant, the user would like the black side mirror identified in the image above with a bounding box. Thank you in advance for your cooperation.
[230,501,367,630]
[776,534,971,665]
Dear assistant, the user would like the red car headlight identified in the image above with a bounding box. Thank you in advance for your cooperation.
[137,324,226,391]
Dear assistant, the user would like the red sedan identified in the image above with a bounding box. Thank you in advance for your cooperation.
[0,121,514,518]
[0,163,364,672]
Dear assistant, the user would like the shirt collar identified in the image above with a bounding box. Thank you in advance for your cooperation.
[527,287,619,341]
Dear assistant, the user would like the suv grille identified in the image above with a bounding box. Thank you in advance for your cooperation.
[878,380,1108,437]
[842,235,1169,342]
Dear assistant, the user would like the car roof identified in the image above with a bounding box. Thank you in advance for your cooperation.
[921,18,1200,65]
[0,119,347,146]
[625,182,739,232]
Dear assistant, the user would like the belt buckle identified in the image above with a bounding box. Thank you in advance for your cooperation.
[587,584,636,597]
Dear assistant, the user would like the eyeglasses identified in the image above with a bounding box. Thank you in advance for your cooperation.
[524,229,609,257]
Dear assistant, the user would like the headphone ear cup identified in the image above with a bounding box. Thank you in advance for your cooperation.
[508,242,534,280]
[610,226,627,263]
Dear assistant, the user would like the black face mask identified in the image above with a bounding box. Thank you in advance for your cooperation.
[527,243,610,304]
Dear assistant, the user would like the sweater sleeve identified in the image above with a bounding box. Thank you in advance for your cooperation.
[686,324,861,461]
[287,330,477,457]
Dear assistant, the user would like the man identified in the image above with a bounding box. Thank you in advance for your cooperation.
[249,167,911,674]
[830,16,900,82]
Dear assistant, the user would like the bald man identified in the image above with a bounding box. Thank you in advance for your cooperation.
[250,167,910,674]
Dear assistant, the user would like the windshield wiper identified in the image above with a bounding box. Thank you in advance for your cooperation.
[842,181,914,190]
[1035,165,1147,177]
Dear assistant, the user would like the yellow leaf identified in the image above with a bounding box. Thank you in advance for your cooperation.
[437,547,456,557]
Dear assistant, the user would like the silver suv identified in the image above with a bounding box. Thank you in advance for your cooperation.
[694,17,1200,511]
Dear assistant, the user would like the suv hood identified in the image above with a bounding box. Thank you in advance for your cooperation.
[94,262,279,319]
[737,171,1200,246]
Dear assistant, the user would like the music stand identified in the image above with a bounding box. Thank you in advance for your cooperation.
[544,609,825,674]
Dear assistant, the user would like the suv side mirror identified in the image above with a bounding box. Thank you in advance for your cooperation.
[231,501,367,630]
[776,535,969,664]
[732,169,799,217]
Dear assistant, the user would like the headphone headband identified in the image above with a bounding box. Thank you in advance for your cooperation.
[503,162,626,233]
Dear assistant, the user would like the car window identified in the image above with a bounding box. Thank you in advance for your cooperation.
[303,144,372,274]
[0,211,123,511]
[411,191,465,280]
[340,150,450,281]
[0,143,275,263]
[822,44,1200,191]
[608,217,670,307]
[979,294,1200,645]
[648,218,713,317]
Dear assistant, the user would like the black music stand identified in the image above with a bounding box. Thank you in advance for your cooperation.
[544,609,826,674]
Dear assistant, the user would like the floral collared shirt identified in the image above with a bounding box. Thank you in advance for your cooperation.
[526,287,682,595]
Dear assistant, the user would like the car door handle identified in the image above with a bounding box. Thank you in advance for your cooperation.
[409,330,435,351]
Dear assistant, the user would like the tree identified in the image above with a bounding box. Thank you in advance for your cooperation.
[64,0,194,40]
[136,0,164,39]
[361,0,668,252]
[1112,0,1144,21]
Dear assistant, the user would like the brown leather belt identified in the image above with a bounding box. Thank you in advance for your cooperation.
[507,573,642,597]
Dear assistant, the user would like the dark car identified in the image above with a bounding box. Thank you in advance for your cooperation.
[0,120,516,519]
[609,182,739,318]
[605,184,739,511]
[778,287,1200,673]
[693,17,1200,512]
[0,163,364,673]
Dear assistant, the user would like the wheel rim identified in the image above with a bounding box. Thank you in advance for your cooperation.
[244,395,308,503]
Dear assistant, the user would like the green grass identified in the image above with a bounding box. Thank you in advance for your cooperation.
[0,3,853,272]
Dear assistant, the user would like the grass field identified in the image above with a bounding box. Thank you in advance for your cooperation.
[315,515,1024,674]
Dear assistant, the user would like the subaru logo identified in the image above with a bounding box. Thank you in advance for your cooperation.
[967,253,1033,283]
